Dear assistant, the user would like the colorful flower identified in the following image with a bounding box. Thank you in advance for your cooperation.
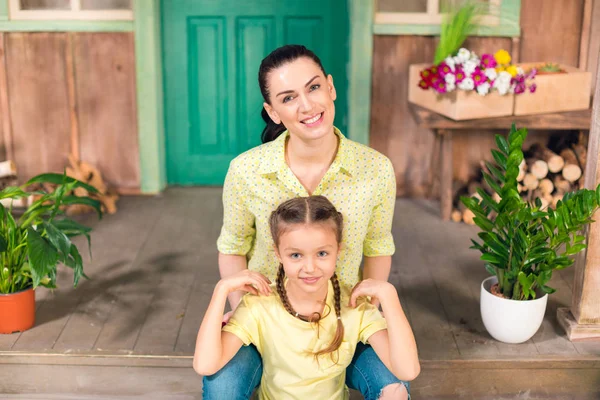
[445,73,456,85]
[481,54,497,69]
[444,56,456,71]
[471,68,487,86]
[494,49,511,65]
[476,82,491,96]
[418,79,431,90]
[420,68,434,82]
[432,79,447,93]
[506,65,518,77]
[458,77,475,91]
[438,62,453,77]
[457,48,471,63]
[446,82,456,92]
[529,83,537,93]
[454,67,466,83]
[463,60,479,76]
[484,68,498,81]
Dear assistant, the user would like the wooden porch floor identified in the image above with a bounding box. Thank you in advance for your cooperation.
[1,188,599,399]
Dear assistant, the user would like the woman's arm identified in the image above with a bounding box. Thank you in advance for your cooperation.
[219,253,249,311]
[193,270,271,376]
[350,280,420,381]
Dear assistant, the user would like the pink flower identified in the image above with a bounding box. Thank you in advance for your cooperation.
[438,62,453,77]
[481,54,497,68]
[471,68,487,86]
[529,83,537,93]
[432,79,447,93]
[514,83,526,94]
[454,67,466,83]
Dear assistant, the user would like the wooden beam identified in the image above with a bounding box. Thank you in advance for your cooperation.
[579,0,593,71]
[558,48,600,340]
[65,32,79,162]
[0,33,13,162]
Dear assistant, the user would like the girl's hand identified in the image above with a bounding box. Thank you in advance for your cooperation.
[217,270,272,297]
[349,279,394,308]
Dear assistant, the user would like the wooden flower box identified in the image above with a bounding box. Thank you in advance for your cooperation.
[513,63,592,116]
[408,63,514,121]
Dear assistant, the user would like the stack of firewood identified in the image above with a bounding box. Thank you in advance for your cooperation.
[452,136,587,225]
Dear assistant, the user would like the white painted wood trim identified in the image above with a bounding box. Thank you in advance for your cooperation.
[8,0,133,21]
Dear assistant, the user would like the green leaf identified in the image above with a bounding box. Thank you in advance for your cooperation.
[24,173,99,194]
[491,150,507,170]
[60,196,103,219]
[485,263,497,275]
[476,188,500,213]
[495,134,510,155]
[483,172,502,195]
[0,186,28,200]
[565,243,587,256]
[0,234,7,252]
[485,162,506,184]
[26,227,59,288]
[44,222,71,257]
[481,253,506,266]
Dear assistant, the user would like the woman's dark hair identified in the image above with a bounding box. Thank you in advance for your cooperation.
[269,196,344,361]
[259,45,327,143]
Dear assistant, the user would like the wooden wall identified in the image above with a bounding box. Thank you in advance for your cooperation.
[370,0,591,198]
[0,32,139,192]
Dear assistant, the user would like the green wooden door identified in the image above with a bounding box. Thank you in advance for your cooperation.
[162,0,348,185]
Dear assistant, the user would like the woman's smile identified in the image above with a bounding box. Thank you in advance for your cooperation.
[301,112,324,127]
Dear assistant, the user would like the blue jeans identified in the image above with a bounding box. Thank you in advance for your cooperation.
[202,342,410,399]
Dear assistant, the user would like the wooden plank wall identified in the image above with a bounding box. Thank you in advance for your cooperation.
[370,0,589,198]
[0,32,139,192]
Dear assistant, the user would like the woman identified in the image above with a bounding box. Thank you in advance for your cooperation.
[204,45,411,399]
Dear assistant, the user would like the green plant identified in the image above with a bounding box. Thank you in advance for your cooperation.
[434,1,487,65]
[538,62,564,73]
[461,125,600,301]
[0,173,102,294]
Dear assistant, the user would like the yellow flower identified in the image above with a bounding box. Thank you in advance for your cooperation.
[495,66,505,73]
[494,49,511,65]
[506,65,518,77]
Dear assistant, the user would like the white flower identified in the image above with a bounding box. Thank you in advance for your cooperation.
[517,67,525,76]
[494,80,510,95]
[444,56,456,71]
[446,82,456,92]
[453,56,462,66]
[445,73,456,84]
[497,71,512,84]
[484,68,498,81]
[463,60,479,76]
[458,77,475,91]
[457,48,471,63]
[469,51,480,63]
[476,82,491,96]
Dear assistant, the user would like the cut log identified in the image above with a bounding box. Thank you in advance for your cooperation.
[554,176,572,194]
[571,143,587,169]
[528,143,565,173]
[562,164,583,183]
[523,173,539,190]
[0,160,16,178]
[560,148,579,166]
[451,209,462,223]
[530,159,549,179]
[492,192,501,203]
[538,178,554,196]
[517,183,525,193]
[462,209,475,225]
[517,159,527,182]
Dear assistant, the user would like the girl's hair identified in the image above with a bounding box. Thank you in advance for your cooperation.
[269,196,344,359]
[258,45,327,144]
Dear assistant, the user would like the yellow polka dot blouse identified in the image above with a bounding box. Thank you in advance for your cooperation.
[217,128,396,287]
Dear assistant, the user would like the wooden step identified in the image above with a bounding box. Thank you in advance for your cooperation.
[2,352,599,399]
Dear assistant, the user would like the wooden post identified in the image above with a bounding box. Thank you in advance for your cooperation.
[0,33,14,162]
[439,129,453,221]
[66,33,80,162]
[557,48,600,340]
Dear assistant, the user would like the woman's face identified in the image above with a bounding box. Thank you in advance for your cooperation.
[263,57,337,142]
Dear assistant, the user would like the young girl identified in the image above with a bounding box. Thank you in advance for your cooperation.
[195,196,420,399]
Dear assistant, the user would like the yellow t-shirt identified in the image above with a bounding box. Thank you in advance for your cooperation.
[217,128,396,287]
[222,280,387,400]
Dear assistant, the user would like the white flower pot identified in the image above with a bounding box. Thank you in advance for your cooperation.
[480,276,548,344]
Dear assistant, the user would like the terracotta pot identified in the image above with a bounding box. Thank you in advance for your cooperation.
[0,286,35,334]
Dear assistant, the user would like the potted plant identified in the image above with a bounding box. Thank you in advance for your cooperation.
[461,125,600,344]
[0,173,102,334]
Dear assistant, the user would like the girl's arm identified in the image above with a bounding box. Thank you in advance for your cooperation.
[193,270,271,376]
[349,280,420,381]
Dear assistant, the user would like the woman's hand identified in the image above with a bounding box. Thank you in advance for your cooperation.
[349,279,395,308]
[216,270,272,297]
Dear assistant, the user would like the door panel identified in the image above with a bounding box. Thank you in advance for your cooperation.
[162,0,348,185]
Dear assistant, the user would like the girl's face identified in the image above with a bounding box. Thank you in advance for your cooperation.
[263,57,337,142]
[275,223,339,296]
